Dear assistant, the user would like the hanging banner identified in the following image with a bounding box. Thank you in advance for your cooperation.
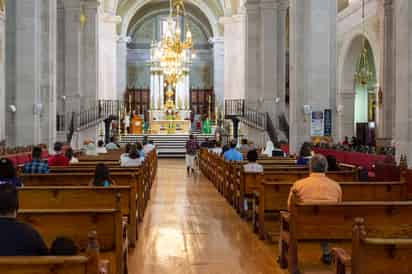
[311,111,324,137]
[324,109,332,136]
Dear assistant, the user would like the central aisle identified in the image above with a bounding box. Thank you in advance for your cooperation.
[128,159,283,274]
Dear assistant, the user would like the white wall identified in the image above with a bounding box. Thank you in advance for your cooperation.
[99,13,121,100]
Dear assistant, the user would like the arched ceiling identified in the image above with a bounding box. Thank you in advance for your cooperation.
[115,0,231,36]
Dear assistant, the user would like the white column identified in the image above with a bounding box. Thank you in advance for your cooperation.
[6,0,42,146]
[150,71,155,109]
[117,36,130,100]
[40,0,57,148]
[379,0,396,139]
[185,73,190,110]
[0,8,5,142]
[394,0,412,165]
[289,0,337,153]
[221,14,245,100]
[82,0,100,105]
[211,37,224,111]
[276,0,288,120]
[62,0,82,128]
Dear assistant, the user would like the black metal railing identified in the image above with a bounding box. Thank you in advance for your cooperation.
[266,113,279,144]
[224,99,245,117]
[244,107,267,130]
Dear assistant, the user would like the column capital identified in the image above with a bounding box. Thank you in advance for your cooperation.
[62,0,81,10]
[209,36,224,45]
[117,36,131,44]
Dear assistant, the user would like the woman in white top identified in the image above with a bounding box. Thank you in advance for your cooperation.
[243,149,264,173]
[262,141,275,157]
[96,140,107,154]
[65,148,79,164]
[120,144,142,167]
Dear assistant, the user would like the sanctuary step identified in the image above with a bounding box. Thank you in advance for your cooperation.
[119,134,213,158]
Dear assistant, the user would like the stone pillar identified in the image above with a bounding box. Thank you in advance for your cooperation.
[6,0,42,146]
[82,0,100,105]
[62,0,82,129]
[379,0,396,140]
[289,0,337,154]
[117,36,130,100]
[259,0,278,114]
[0,7,5,142]
[243,0,261,107]
[394,0,412,165]
[40,0,57,148]
[221,14,245,101]
[276,0,288,120]
[210,37,224,112]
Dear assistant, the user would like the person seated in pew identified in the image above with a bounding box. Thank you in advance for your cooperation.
[90,163,116,187]
[120,143,132,163]
[262,140,275,157]
[96,140,108,154]
[243,150,263,173]
[239,139,250,154]
[326,155,340,171]
[287,154,342,265]
[120,145,142,167]
[136,142,145,159]
[0,183,48,255]
[50,237,79,255]
[223,140,243,161]
[272,142,287,157]
[85,142,98,156]
[23,146,50,174]
[0,158,22,187]
[296,142,313,165]
[200,138,210,148]
[105,137,120,151]
[211,141,223,155]
[48,142,70,167]
[65,147,79,164]
[143,139,155,154]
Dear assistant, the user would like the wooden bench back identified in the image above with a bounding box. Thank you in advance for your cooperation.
[263,169,358,183]
[0,256,95,274]
[78,151,123,162]
[262,181,405,212]
[18,209,123,274]
[351,219,412,274]
[19,186,132,217]
[20,172,138,186]
[290,200,412,240]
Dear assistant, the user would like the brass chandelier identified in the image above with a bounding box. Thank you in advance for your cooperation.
[354,0,373,86]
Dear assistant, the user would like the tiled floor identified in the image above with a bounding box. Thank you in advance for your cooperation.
[128,159,334,274]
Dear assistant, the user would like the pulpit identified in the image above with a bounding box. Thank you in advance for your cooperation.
[130,115,143,134]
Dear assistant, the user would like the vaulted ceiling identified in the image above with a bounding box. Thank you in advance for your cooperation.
[110,0,235,36]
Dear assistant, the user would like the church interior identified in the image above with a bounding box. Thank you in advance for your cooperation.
[1,0,412,273]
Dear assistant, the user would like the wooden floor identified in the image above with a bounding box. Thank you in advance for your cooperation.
[128,159,335,274]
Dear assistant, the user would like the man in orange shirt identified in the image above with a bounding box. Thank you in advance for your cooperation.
[287,154,342,265]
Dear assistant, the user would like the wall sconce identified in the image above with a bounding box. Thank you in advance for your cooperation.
[303,104,312,115]
[337,104,344,115]
[8,105,16,113]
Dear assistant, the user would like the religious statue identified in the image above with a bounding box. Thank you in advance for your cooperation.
[123,111,130,134]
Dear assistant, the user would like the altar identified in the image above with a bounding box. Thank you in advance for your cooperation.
[150,120,191,134]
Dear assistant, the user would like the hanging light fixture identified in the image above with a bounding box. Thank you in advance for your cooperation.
[149,0,194,112]
[354,0,373,86]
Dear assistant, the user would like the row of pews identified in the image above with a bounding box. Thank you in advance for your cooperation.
[1,149,158,274]
[199,148,412,274]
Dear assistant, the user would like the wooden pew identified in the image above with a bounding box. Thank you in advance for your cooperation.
[0,232,108,274]
[278,194,412,274]
[19,186,138,248]
[257,180,406,240]
[332,218,412,274]
[18,208,126,274]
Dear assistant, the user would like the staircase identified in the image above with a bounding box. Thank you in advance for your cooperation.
[119,134,213,158]
[224,99,282,144]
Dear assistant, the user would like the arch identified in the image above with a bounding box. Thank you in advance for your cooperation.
[119,0,221,37]
[337,32,379,140]
[128,8,213,41]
